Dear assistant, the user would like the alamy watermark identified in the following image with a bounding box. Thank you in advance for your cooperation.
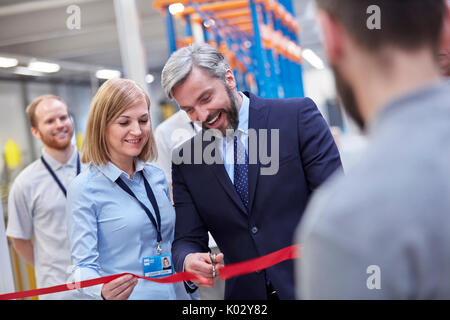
[366,5,381,30]
[366,265,381,290]
[171,128,280,176]
[66,4,81,30]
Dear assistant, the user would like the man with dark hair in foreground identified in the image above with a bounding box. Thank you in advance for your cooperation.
[296,0,450,299]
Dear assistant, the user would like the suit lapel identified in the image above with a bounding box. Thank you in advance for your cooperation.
[204,135,248,215]
[204,92,269,216]
[247,93,269,214]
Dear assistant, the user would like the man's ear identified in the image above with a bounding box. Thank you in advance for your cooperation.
[224,69,237,91]
[316,10,344,65]
[30,126,41,140]
[440,1,450,53]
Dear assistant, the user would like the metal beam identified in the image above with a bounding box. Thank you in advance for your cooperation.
[113,0,161,124]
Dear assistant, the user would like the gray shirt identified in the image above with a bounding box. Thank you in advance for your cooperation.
[295,80,450,299]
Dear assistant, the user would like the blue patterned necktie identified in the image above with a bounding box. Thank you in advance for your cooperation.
[234,135,249,210]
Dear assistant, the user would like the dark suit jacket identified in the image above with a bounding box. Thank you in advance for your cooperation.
[171,92,342,299]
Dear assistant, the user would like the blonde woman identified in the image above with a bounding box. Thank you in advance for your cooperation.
[67,78,194,300]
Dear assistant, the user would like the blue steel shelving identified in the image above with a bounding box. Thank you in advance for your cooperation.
[154,0,304,98]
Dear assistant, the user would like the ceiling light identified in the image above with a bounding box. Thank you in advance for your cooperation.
[14,66,43,77]
[302,49,325,70]
[145,74,154,84]
[95,69,121,79]
[168,3,184,15]
[28,60,60,73]
[0,57,18,68]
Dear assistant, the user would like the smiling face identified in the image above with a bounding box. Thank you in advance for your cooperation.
[31,98,73,150]
[163,257,170,268]
[171,66,240,135]
[105,98,150,168]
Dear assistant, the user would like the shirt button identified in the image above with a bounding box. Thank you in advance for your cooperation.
[251,226,258,234]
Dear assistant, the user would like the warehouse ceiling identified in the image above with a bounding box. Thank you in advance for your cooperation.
[0,0,325,81]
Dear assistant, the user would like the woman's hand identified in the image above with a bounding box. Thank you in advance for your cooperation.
[101,274,138,300]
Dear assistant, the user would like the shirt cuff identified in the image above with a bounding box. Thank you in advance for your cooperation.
[183,254,198,291]
[73,267,103,300]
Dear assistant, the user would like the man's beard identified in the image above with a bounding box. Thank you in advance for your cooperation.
[39,128,73,150]
[332,66,366,131]
[225,85,239,131]
[201,85,240,134]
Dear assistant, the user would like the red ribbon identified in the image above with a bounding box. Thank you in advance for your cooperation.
[0,244,300,300]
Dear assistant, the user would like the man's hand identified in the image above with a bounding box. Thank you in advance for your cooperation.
[101,274,138,300]
[184,252,224,288]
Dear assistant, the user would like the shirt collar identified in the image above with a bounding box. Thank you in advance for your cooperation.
[41,146,77,171]
[237,91,249,134]
[182,111,201,133]
[222,92,249,142]
[367,79,449,135]
[99,158,145,182]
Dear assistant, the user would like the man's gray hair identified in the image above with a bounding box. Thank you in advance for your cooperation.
[161,43,231,99]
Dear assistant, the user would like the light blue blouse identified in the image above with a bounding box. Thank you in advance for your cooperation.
[67,159,194,300]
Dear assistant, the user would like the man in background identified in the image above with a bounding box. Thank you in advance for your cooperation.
[162,43,342,299]
[154,109,200,190]
[296,0,450,299]
[6,95,82,299]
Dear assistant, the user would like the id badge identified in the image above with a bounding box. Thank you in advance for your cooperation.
[143,254,174,278]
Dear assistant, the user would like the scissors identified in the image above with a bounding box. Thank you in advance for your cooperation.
[209,252,217,278]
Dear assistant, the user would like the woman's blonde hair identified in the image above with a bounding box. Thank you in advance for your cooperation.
[81,78,157,165]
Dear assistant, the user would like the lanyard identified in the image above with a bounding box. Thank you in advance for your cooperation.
[41,153,81,197]
[189,121,196,133]
[115,171,163,254]
[190,121,201,134]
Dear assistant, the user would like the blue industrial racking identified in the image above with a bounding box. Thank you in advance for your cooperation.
[153,0,304,98]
